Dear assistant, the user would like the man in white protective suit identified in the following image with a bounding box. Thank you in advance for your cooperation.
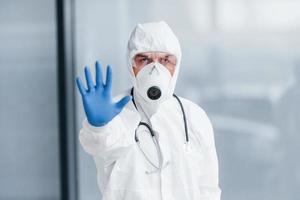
[76,21,222,200]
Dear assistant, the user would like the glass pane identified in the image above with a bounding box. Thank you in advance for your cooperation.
[0,0,60,199]
[75,0,300,199]
[217,0,300,32]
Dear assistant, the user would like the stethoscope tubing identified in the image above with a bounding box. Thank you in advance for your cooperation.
[131,87,189,143]
[130,87,189,173]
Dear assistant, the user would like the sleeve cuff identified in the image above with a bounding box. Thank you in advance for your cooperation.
[83,115,122,134]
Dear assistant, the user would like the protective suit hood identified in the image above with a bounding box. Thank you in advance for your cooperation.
[127,21,182,118]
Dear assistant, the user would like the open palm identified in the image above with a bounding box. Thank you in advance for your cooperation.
[76,61,131,127]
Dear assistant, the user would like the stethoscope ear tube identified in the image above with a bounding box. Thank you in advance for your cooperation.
[172,94,189,143]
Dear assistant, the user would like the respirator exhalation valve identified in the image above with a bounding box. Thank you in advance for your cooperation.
[147,86,161,100]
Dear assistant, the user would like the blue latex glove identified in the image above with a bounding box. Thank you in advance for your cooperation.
[76,61,131,127]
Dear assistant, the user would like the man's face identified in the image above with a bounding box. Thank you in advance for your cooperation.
[132,52,177,76]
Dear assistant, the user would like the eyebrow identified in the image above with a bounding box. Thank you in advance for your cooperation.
[137,53,172,57]
[135,54,148,58]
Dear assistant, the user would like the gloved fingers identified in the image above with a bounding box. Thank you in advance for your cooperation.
[95,61,103,89]
[84,66,95,91]
[104,65,112,92]
[115,95,132,113]
[75,77,87,96]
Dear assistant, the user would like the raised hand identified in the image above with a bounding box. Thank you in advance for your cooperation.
[76,61,131,127]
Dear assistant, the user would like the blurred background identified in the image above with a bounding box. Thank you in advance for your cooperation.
[1,0,300,199]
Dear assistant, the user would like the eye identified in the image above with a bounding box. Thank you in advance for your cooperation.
[137,57,147,63]
[144,57,153,64]
[141,58,148,62]
[135,57,153,67]
[160,57,170,64]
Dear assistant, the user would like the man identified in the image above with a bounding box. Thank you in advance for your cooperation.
[76,21,221,200]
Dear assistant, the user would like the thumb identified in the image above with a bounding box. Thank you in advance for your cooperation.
[115,95,132,113]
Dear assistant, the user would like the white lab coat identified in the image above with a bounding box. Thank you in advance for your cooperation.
[79,88,222,200]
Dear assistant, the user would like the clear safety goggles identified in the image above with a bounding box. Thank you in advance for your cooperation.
[132,52,177,69]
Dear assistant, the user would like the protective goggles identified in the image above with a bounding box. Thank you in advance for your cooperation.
[132,52,177,69]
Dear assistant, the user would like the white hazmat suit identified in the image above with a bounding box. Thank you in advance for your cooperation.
[79,21,222,200]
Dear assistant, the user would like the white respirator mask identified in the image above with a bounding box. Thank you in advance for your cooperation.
[135,62,173,103]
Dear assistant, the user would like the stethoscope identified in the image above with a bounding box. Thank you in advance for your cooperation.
[130,88,189,174]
